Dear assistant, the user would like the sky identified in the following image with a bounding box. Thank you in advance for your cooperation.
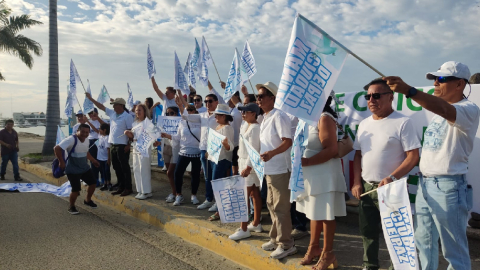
[1,0,480,118]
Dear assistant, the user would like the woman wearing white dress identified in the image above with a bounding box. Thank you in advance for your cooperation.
[124,103,160,200]
[297,96,347,269]
[228,103,263,240]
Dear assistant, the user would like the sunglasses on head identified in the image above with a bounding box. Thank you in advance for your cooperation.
[166,111,176,116]
[435,76,460,83]
[364,92,392,100]
[204,100,214,104]
[194,98,202,102]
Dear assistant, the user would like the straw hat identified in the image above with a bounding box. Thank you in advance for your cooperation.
[256,81,278,96]
[214,104,232,116]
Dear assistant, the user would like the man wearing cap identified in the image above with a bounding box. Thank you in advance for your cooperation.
[151,77,178,115]
[86,108,106,186]
[384,61,480,270]
[256,81,295,259]
[86,93,134,196]
[72,110,87,134]
[351,78,421,270]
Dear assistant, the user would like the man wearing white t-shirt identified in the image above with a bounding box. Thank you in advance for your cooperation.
[86,108,106,186]
[384,61,480,270]
[151,76,178,115]
[352,78,421,270]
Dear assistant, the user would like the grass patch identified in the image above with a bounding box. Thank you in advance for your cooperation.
[22,153,43,159]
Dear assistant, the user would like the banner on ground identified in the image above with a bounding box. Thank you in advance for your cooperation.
[156,116,182,136]
[174,51,190,95]
[240,40,256,80]
[290,120,309,202]
[378,179,418,270]
[97,85,110,104]
[224,49,242,102]
[240,135,264,186]
[83,80,95,113]
[275,13,348,125]
[207,128,225,164]
[211,175,249,223]
[0,181,71,197]
[127,83,134,110]
[147,44,156,79]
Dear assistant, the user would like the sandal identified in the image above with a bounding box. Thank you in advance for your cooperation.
[312,250,338,270]
[208,213,220,221]
[300,244,322,265]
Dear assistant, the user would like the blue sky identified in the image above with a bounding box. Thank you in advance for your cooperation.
[1,0,479,118]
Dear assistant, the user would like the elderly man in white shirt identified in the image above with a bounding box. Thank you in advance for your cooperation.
[256,81,295,259]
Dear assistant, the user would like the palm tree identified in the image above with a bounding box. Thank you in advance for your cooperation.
[41,0,59,156]
[0,0,43,80]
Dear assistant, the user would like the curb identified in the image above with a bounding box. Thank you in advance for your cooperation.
[19,161,307,270]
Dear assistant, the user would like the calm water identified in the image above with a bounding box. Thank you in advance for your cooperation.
[16,126,70,137]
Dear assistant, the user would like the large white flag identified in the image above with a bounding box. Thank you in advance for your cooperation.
[69,60,80,107]
[191,38,201,72]
[174,51,190,95]
[187,53,197,88]
[147,44,156,79]
[223,49,242,102]
[83,80,95,113]
[275,13,348,125]
[97,85,110,104]
[378,179,419,270]
[201,36,214,68]
[198,36,213,87]
[127,83,134,110]
[240,40,257,80]
[64,85,74,118]
[211,175,249,223]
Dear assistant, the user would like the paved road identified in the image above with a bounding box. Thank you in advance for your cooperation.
[0,168,247,270]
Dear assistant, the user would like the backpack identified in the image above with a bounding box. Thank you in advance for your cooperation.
[52,135,78,178]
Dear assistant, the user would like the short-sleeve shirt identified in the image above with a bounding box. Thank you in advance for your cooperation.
[420,99,480,176]
[58,135,90,174]
[97,135,110,161]
[260,108,292,175]
[353,111,421,182]
[0,129,18,156]
[105,108,134,145]
[87,120,101,140]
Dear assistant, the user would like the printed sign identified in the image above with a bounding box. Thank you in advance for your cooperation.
[211,175,249,223]
[207,128,226,164]
[240,135,264,186]
[156,116,182,136]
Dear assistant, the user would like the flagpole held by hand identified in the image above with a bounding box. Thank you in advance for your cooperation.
[248,79,257,94]
[202,36,222,82]
[360,188,377,197]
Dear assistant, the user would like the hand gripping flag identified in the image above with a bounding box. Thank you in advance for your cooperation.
[223,49,242,102]
[174,51,190,95]
[275,13,348,125]
[147,44,156,79]
[127,83,134,110]
[97,85,110,104]
[83,80,95,113]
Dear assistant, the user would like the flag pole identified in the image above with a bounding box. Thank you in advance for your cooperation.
[202,36,222,82]
[248,79,257,95]
[298,13,385,77]
[72,93,84,115]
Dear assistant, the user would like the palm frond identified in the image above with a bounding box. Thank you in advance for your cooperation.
[6,15,43,34]
[15,34,43,56]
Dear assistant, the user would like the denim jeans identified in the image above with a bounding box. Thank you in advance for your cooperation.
[98,160,111,184]
[1,151,19,178]
[206,159,231,202]
[174,155,201,195]
[415,174,471,270]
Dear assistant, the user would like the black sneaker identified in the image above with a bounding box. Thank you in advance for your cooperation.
[84,200,98,208]
[68,206,79,215]
[100,184,109,191]
[14,177,22,181]
[0,175,5,180]
[107,184,113,191]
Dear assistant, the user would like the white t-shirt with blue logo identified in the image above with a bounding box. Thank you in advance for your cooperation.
[96,135,110,161]
[420,99,480,176]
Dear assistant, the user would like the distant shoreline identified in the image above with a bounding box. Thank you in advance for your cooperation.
[18,132,44,139]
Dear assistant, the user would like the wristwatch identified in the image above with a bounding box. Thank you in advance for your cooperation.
[389,175,398,181]
[405,87,418,98]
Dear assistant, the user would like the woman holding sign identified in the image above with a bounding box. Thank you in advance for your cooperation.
[163,106,181,203]
[124,104,160,200]
[297,96,346,269]
[228,103,263,240]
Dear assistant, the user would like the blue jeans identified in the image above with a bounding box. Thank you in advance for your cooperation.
[1,152,19,178]
[415,174,471,270]
[98,160,111,184]
[205,159,231,202]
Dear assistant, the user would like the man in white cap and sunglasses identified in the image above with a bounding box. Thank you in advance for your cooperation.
[256,81,295,259]
[351,78,421,270]
[384,61,480,270]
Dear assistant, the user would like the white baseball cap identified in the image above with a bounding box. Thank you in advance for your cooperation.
[426,61,471,81]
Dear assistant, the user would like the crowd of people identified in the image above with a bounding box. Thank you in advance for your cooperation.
[50,61,479,270]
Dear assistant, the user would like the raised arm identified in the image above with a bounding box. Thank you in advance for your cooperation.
[86,93,106,111]
[208,80,226,104]
[151,76,165,100]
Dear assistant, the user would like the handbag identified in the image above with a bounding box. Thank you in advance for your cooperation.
[52,135,78,178]
[335,122,354,158]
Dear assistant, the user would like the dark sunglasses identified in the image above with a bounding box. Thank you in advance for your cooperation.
[194,98,202,102]
[166,112,176,116]
[364,92,392,100]
[435,76,460,83]
[257,94,272,99]
[187,108,195,112]
[204,100,214,104]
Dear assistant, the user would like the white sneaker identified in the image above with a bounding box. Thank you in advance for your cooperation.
[136,193,148,200]
[144,193,153,198]
[165,193,175,203]
[247,222,263,233]
[197,200,214,210]
[228,228,251,241]
[208,202,218,212]
[261,241,277,251]
[173,195,184,206]
[191,195,200,205]
[270,245,297,259]
[135,193,142,199]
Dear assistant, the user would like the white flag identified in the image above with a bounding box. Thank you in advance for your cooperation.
[201,36,213,68]
[97,85,110,104]
[378,179,419,270]
[127,83,134,110]
[69,60,79,107]
[56,125,66,145]
[207,128,226,164]
[188,53,197,88]
[174,51,190,95]
[83,80,95,113]
[64,85,74,118]
[198,37,212,86]
[240,40,257,79]
[275,13,348,125]
[147,44,156,79]
[191,38,201,72]
[184,53,191,75]
[223,49,242,102]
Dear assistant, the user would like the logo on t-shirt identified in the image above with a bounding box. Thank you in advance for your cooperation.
[423,116,447,152]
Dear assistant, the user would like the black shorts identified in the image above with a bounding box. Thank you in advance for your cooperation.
[67,169,96,192]
[232,146,239,167]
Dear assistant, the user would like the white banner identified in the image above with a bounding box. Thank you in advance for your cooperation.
[378,179,418,270]
[224,49,242,102]
[147,44,156,79]
[97,85,110,104]
[275,13,348,125]
[240,40,256,80]
[211,175,249,223]
[69,59,80,107]
[191,38,201,73]
[207,128,225,164]
[127,83,134,110]
[289,120,309,202]
[240,135,264,187]
[156,116,182,136]
[0,182,72,197]
[64,85,74,118]
[174,51,190,96]
[83,79,95,113]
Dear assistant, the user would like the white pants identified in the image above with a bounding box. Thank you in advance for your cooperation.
[133,152,152,194]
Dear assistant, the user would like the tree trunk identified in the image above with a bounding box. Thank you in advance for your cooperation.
[42,0,59,156]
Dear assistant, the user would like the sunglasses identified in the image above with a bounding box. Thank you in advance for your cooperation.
[435,76,460,83]
[187,108,195,112]
[364,92,392,100]
[194,98,202,102]
[204,100,215,104]
[166,112,176,116]
[257,94,272,99]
